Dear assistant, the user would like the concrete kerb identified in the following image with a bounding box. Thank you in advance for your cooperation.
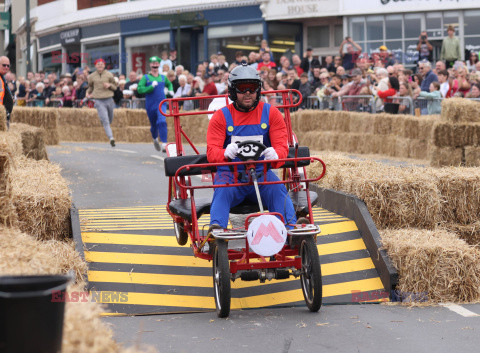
[310,184,399,296]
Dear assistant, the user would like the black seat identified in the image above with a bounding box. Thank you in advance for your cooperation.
[168,197,211,222]
[164,154,215,177]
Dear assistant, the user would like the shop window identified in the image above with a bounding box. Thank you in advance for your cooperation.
[464,11,480,36]
[385,41,403,63]
[366,16,383,41]
[41,51,62,75]
[334,24,344,47]
[84,40,119,74]
[269,22,301,57]
[443,12,459,36]
[426,12,443,38]
[385,15,402,40]
[366,41,383,56]
[404,14,422,39]
[208,23,263,64]
[308,26,329,48]
[350,17,365,42]
[465,37,480,55]
[404,40,420,66]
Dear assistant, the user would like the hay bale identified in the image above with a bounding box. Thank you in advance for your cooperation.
[381,228,480,303]
[124,127,151,142]
[123,109,149,127]
[403,116,437,140]
[441,98,480,123]
[0,105,7,132]
[309,151,442,229]
[0,132,20,227]
[57,108,100,128]
[11,156,71,240]
[12,107,59,130]
[408,139,430,160]
[431,167,480,225]
[432,122,477,148]
[9,123,48,160]
[373,113,394,135]
[63,284,119,353]
[349,113,375,134]
[429,146,463,167]
[0,226,86,282]
[465,146,480,167]
[443,222,480,246]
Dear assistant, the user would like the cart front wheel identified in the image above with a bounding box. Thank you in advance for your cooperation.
[213,239,231,318]
[300,235,322,312]
[174,221,188,246]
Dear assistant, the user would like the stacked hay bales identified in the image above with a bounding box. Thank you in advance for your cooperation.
[309,151,480,302]
[10,156,72,240]
[9,123,49,160]
[430,98,480,166]
[309,152,442,229]
[56,106,210,145]
[293,110,437,161]
[11,107,60,145]
[0,111,151,352]
[381,229,480,303]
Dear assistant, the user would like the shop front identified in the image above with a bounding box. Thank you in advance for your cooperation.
[341,0,480,67]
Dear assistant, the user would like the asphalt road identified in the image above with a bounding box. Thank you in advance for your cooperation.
[48,142,480,353]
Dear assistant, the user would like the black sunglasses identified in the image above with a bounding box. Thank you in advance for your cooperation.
[2,64,10,68]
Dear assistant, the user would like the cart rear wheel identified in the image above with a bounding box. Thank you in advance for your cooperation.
[212,239,231,318]
[300,235,322,312]
[174,221,188,246]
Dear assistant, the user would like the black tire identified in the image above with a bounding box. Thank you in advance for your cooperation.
[174,221,188,246]
[300,235,322,312]
[212,239,231,318]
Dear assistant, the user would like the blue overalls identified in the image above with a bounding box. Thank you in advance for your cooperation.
[145,74,168,143]
[209,104,297,228]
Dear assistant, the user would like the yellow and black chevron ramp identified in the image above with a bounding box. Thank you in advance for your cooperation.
[78,205,388,315]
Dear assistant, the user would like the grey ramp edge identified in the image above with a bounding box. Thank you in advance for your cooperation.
[310,184,398,296]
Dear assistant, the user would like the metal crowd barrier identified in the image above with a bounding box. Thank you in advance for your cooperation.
[339,95,376,113]
[118,98,146,109]
[413,97,443,115]
[374,96,414,115]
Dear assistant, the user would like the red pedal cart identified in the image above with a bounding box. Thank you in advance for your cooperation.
[160,90,326,317]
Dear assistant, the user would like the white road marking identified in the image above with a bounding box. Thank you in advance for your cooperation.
[440,303,480,317]
[150,155,165,161]
[114,149,137,154]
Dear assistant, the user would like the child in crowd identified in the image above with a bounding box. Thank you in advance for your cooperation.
[437,70,450,98]
[419,81,442,115]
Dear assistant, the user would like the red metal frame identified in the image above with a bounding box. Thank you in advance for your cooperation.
[160,90,325,274]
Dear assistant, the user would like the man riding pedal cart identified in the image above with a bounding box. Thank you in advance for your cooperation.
[206,63,299,232]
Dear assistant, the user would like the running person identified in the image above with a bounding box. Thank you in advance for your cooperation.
[137,56,174,152]
[87,58,117,147]
[206,63,297,231]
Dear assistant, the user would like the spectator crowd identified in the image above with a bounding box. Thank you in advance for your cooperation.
[5,26,480,115]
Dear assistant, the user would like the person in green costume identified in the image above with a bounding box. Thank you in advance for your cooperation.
[137,56,174,152]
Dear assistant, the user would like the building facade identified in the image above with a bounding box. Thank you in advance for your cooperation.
[10,0,480,76]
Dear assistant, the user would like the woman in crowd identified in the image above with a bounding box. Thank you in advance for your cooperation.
[466,83,480,99]
[467,52,479,72]
[265,68,279,90]
[455,65,471,97]
[396,81,414,114]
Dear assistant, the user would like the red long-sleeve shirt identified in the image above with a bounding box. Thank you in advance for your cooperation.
[207,102,289,164]
[377,88,397,103]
